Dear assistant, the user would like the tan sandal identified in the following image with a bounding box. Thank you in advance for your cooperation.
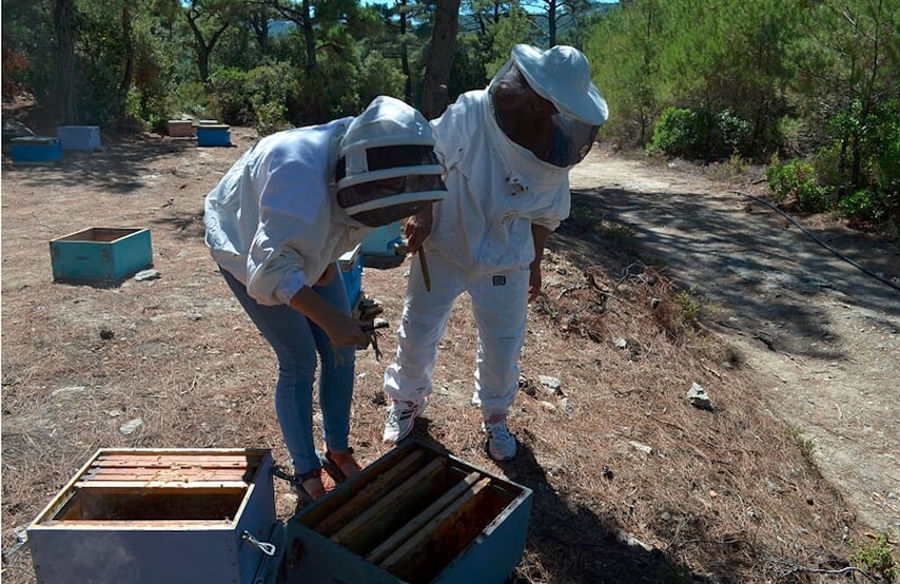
[296,468,326,502]
[323,448,362,483]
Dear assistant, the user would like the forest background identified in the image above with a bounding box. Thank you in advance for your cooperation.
[2,0,899,234]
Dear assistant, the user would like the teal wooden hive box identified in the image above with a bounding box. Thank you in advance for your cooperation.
[50,227,153,284]
[197,124,232,147]
[257,440,533,584]
[10,136,63,163]
[27,448,277,584]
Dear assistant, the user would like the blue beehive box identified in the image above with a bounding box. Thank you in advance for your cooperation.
[56,125,101,151]
[197,124,232,147]
[27,448,277,584]
[50,227,153,285]
[258,440,533,584]
[338,244,363,309]
[362,221,404,256]
[10,136,63,163]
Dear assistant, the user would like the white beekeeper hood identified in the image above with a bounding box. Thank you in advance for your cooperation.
[511,44,608,126]
[336,96,447,226]
[489,45,608,167]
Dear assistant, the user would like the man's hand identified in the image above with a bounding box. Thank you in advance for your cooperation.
[404,205,433,254]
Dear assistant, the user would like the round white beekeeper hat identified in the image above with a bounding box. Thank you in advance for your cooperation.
[336,96,446,227]
[511,44,608,126]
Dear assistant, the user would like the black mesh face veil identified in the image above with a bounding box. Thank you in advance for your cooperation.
[489,62,600,167]
[336,144,447,227]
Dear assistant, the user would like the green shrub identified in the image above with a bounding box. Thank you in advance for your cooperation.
[850,531,899,583]
[839,189,879,221]
[649,107,751,160]
[713,110,752,158]
[648,107,704,158]
[766,159,831,212]
[208,68,252,125]
[254,101,287,137]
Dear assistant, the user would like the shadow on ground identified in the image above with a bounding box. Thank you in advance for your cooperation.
[2,137,196,195]
[551,188,900,360]
[408,423,716,584]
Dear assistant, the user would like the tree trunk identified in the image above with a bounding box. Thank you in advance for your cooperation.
[420,0,460,119]
[55,0,77,124]
[548,0,557,47]
[399,0,411,103]
[117,0,135,123]
[302,0,316,73]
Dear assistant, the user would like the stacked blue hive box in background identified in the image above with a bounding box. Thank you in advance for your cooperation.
[197,124,232,147]
[57,125,101,151]
[10,137,63,163]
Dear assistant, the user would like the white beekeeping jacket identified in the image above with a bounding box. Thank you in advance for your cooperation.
[427,90,571,274]
[204,118,367,306]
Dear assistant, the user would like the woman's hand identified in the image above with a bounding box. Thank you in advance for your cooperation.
[322,313,369,347]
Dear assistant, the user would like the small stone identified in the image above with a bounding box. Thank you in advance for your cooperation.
[613,338,628,349]
[687,382,713,411]
[539,401,557,412]
[134,269,161,281]
[661,511,671,521]
[538,375,562,396]
[628,440,653,455]
[119,418,144,435]
[99,329,115,340]
[51,386,88,398]
[559,397,574,415]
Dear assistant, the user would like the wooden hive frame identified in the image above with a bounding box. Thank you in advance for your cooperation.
[285,441,531,584]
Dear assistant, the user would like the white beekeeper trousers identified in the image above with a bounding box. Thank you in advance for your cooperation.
[383,247,529,419]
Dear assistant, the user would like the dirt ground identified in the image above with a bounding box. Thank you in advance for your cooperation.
[1,128,898,583]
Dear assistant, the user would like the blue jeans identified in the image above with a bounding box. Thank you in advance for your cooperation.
[220,267,356,475]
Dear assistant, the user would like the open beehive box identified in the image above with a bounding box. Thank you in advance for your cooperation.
[49,227,153,285]
[27,449,277,584]
[271,440,532,584]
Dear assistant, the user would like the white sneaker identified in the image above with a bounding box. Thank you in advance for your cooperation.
[483,419,517,461]
[383,398,427,443]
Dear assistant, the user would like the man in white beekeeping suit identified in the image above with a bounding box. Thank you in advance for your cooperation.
[204,96,447,501]
[382,45,608,460]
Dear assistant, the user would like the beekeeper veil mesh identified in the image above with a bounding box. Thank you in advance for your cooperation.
[336,96,447,227]
[488,44,608,167]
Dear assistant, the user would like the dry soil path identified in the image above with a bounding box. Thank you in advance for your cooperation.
[569,150,900,532]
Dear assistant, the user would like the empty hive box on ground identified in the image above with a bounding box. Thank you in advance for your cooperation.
[50,227,153,285]
[266,440,533,584]
[10,136,63,163]
[56,125,101,151]
[197,124,232,147]
[27,449,277,584]
[167,120,196,138]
